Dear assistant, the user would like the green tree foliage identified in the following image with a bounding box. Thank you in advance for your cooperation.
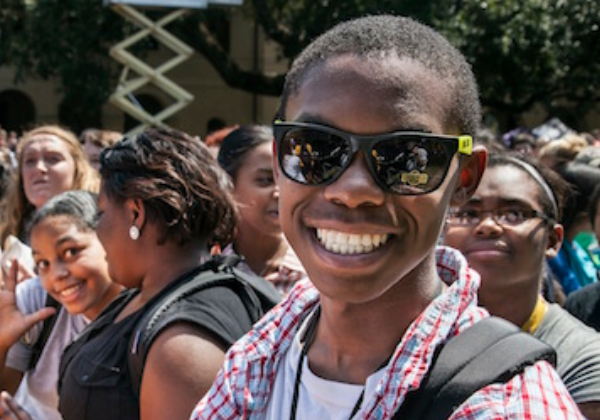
[176,0,435,96]
[0,0,27,65]
[2,0,125,130]
[438,0,600,128]
[1,0,599,130]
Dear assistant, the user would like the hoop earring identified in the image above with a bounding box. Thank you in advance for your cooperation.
[129,225,140,241]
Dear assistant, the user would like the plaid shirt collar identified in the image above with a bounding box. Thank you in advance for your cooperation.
[200,246,487,418]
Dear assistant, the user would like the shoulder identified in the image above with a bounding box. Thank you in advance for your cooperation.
[154,284,256,349]
[537,304,600,345]
[140,322,229,420]
[537,305,600,402]
[453,360,582,419]
[565,282,600,309]
[146,322,228,371]
[564,283,600,330]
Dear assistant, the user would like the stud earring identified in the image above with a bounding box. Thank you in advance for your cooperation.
[129,225,140,241]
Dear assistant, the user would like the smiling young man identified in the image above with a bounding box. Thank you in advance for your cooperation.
[191,15,582,420]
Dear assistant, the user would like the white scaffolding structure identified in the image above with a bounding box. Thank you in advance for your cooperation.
[104,0,242,136]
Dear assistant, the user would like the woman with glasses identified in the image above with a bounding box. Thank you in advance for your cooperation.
[444,152,600,419]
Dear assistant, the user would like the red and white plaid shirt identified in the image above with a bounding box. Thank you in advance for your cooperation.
[191,246,583,420]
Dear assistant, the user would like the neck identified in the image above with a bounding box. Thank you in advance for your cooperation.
[138,242,210,303]
[83,282,124,320]
[307,262,442,384]
[478,280,541,328]
[234,230,288,276]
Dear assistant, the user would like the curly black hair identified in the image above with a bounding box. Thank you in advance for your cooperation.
[100,127,237,246]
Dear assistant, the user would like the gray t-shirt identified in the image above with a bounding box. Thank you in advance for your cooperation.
[6,277,88,420]
[534,303,600,403]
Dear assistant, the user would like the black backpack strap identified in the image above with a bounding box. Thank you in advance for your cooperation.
[393,316,556,420]
[28,293,61,370]
[127,257,281,397]
[207,253,282,314]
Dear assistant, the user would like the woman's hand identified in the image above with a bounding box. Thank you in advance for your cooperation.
[264,265,304,295]
[0,391,33,420]
[0,261,55,351]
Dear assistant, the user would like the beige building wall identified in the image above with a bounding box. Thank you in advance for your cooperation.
[0,8,286,137]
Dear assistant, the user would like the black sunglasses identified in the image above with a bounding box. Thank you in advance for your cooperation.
[273,121,473,195]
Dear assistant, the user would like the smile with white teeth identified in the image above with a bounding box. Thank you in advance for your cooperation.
[59,284,82,298]
[316,229,389,254]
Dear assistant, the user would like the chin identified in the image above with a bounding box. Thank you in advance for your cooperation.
[312,270,395,302]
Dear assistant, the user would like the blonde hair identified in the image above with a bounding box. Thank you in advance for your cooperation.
[538,133,589,170]
[0,125,99,244]
[80,128,123,148]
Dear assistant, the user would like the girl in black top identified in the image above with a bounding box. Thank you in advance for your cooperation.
[58,128,260,420]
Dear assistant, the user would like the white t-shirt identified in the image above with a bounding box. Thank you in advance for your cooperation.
[5,277,89,420]
[265,309,386,420]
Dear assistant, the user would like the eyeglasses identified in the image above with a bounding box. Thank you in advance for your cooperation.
[447,208,553,227]
[273,121,473,195]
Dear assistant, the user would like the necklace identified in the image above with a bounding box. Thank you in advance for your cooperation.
[289,306,365,420]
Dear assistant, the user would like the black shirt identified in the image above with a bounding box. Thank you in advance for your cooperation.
[58,273,254,420]
[564,281,600,332]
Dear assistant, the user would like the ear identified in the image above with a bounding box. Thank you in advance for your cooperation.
[126,198,146,231]
[545,223,564,259]
[451,146,488,206]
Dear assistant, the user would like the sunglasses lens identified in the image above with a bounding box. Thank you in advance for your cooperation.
[278,128,350,185]
[372,138,454,194]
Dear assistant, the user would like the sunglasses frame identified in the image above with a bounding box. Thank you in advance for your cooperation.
[273,120,473,195]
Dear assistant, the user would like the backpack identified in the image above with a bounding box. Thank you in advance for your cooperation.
[393,316,557,420]
[127,254,282,396]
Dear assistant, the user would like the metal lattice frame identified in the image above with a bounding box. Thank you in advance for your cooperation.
[109,4,195,136]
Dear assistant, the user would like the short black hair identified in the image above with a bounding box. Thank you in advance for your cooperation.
[277,15,481,135]
[557,162,600,230]
[217,125,273,180]
[206,117,227,135]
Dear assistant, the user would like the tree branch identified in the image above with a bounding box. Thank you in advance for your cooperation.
[178,14,285,96]
[248,0,294,46]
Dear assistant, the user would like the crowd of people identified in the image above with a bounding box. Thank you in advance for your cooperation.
[0,13,599,420]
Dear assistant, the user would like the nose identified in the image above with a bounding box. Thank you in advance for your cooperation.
[473,214,503,237]
[49,261,70,283]
[323,153,385,208]
[34,158,48,172]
